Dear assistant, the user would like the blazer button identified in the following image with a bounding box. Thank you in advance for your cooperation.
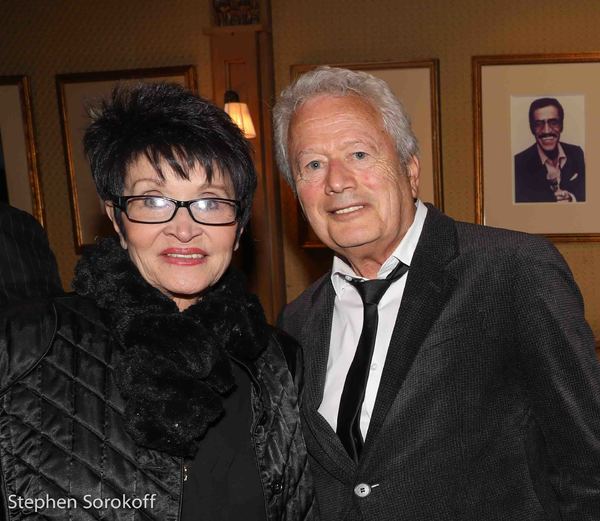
[270,478,283,494]
[354,483,371,498]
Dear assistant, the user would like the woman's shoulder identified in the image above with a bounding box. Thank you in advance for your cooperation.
[259,327,303,389]
[0,298,58,392]
[267,328,301,377]
[0,297,57,342]
[53,293,106,325]
[0,295,107,392]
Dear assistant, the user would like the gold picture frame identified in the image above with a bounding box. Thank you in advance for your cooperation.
[473,53,600,242]
[289,60,443,248]
[56,65,198,251]
[0,75,45,225]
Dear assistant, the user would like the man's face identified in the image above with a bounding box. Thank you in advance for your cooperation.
[532,105,563,154]
[288,94,419,274]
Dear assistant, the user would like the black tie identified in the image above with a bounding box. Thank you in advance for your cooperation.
[336,261,409,462]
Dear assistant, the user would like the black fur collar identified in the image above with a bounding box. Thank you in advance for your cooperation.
[73,237,270,458]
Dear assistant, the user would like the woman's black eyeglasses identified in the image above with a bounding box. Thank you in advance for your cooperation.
[110,195,241,226]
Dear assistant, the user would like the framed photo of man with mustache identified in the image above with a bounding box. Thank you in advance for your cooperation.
[474,53,600,242]
[512,95,585,204]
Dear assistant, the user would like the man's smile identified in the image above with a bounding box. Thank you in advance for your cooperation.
[331,205,365,215]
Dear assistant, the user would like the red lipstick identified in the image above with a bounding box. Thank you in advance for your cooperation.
[161,248,207,266]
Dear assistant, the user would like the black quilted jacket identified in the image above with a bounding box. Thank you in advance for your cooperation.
[0,295,317,520]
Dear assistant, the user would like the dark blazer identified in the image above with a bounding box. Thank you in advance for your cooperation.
[0,203,62,306]
[279,206,600,521]
[514,142,585,202]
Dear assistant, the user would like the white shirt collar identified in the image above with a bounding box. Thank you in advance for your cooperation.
[537,142,567,169]
[330,200,428,294]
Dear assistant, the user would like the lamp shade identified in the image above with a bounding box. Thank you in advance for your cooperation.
[224,100,257,139]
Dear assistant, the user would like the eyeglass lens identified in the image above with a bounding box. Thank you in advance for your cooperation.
[125,196,237,224]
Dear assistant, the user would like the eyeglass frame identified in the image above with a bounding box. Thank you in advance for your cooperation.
[532,118,563,132]
[109,195,242,226]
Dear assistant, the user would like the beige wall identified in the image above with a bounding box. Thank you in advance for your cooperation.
[271,0,600,336]
[0,0,213,286]
[0,1,598,336]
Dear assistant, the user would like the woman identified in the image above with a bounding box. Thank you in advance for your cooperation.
[0,83,316,520]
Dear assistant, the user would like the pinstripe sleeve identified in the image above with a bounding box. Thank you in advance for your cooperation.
[0,203,62,306]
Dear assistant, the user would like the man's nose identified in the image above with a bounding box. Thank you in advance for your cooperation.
[325,159,356,194]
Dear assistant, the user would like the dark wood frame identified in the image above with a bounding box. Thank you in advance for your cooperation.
[473,53,600,242]
[0,75,45,225]
[56,65,198,251]
[290,60,443,248]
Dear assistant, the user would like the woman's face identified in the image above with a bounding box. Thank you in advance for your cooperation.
[106,156,239,311]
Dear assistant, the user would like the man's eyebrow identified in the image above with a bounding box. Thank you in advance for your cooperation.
[295,139,375,154]
[295,149,322,159]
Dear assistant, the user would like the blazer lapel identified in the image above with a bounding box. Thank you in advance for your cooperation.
[362,205,459,454]
[300,276,358,480]
[300,276,334,409]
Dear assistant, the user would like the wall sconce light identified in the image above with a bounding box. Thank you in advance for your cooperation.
[224,90,256,139]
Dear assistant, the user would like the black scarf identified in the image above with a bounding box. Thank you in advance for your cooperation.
[73,237,270,458]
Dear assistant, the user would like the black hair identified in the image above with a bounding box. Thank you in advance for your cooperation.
[528,97,564,133]
[83,82,257,231]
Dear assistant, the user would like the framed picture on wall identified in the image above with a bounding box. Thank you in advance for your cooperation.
[56,65,198,251]
[473,53,600,242]
[0,75,45,224]
[290,60,443,248]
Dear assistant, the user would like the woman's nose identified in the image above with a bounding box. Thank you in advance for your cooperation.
[165,206,202,241]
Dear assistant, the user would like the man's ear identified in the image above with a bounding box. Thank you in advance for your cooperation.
[406,155,420,199]
[104,202,127,249]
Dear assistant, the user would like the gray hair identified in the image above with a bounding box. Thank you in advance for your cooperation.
[273,65,419,192]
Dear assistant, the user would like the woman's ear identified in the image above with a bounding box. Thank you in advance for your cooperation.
[104,202,128,249]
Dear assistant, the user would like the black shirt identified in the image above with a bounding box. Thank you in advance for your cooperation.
[180,361,266,521]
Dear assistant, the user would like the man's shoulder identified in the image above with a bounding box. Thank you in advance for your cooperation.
[514,143,538,164]
[278,273,330,332]
[426,204,543,250]
[421,206,549,258]
[454,218,527,240]
[0,203,39,236]
[452,218,558,263]
[288,272,329,307]
[561,141,584,156]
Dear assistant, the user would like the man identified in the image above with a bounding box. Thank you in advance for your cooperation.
[514,97,585,203]
[0,203,62,305]
[274,67,600,520]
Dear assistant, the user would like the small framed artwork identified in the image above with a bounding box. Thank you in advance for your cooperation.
[0,76,45,225]
[290,60,443,248]
[473,53,600,241]
[56,65,198,251]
